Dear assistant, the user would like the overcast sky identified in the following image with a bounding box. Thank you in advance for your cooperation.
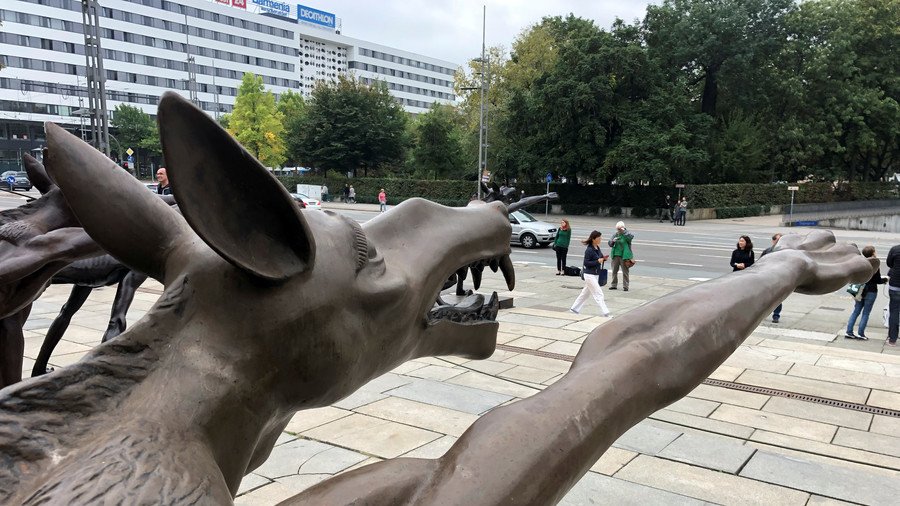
[305,1,655,66]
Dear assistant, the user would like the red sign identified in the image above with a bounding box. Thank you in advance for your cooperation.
[215,0,229,4]
[232,0,246,8]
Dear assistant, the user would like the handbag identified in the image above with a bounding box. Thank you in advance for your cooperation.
[847,283,863,299]
[598,265,608,287]
[624,259,636,268]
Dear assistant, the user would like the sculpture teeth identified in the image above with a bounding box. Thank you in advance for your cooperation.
[471,265,482,290]
[499,254,515,291]
[489,257,499,272]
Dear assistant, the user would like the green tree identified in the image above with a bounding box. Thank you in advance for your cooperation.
[110,104,157,175]
[291,76,408,177]
[644,0,794,117]
[278,90,306,166]
[410,104,466,179]
[228,73,286,167]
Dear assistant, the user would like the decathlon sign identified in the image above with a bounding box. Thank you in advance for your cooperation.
[251,0,291,18]
[297,4,335,28]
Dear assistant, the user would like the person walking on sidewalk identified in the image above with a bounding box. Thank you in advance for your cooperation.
[886,243,900,346]
[570,230,610,316]
[553,219,572,275]
[845,246,886,340]
[730,235,755,272]
[761,233,784,322]
[378,188,387,212]
[608,221,634,291]
[321,183,329,203]
[348,185,356,204]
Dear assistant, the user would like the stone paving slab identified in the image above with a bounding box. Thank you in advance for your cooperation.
[385,378,513,415]
[710,404,838,442]
[687,383,770,409]
[867,389,900,410]
[649,410,755,440]
[789,363,900,394]
[657,432,756,474]
[355,397,479,437]
[761,397,872,431]
[446,371,540,398]
[749,430,900,472]
[301,413,441,459]
[614,454,810,505]
[588,447,638,476]
[740,451,900,505]
[560,471,711,506]
[612,421,682,455]
[831,427,900,458]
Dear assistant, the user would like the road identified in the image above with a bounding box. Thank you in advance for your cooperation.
[4,189,896,282]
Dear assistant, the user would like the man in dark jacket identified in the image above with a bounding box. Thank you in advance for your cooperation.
[761,233,783,323]
[887,244,900,346]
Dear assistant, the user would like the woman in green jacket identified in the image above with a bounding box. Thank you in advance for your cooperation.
[554,219,572,275]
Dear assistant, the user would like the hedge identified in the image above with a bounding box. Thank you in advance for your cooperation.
[686,182,899,208]
[274,174,898,214]
[715,205,772,219]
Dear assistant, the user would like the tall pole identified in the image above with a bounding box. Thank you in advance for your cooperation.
[476,5,485,201]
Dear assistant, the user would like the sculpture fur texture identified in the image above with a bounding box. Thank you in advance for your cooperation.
[0,93,876,505]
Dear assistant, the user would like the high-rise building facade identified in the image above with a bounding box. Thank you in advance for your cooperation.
[0,0,458,171]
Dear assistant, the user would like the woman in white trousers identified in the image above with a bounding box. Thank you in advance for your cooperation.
[571,230,611,317]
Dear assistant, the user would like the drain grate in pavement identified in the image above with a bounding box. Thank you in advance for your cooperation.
[497,343,576,362]
[819,307,845,312]
[561,285,584,290]
[496,344,900,418]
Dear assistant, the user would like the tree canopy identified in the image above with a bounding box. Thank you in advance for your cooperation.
[228,73,286,168]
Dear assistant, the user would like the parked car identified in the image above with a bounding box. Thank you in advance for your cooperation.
[290,193,322,210]
[1,171,32,191]
[145,183,159,193]
[509,210,557,248]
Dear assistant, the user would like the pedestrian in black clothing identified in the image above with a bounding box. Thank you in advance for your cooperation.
[730,235,754,272]
[761,233,783,322]
[886,244,900,346]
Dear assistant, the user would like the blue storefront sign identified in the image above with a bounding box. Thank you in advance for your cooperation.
[251,0,291,18]
[297,4,335,28]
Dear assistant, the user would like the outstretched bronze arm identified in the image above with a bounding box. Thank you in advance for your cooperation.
[281,231,875,505]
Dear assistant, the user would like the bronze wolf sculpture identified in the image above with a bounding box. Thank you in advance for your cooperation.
[0,93,875,504]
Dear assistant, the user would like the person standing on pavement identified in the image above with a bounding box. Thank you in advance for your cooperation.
[553,219,572,275]
[155,168,172,195]
[321,183,329,203]
[570,230,610,316]
[886,243,900,346]
[676,198,688,226]
[378,188,386,212]
[660,195,672,223]
[761,233,784,322]
[343,184,350,203]
[730,235,755,272]
[845,246,886,340]
[348,185,356,204]
[608,221,634,291]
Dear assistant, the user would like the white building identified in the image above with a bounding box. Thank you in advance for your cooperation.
[0,0,458,172]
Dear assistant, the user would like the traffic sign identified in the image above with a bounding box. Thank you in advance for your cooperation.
[675,183,685,188]
[126,147,134,156]
[5,175,14,186]
[546,172,552,183]
[127,155,134,164]
[787,185,799,191]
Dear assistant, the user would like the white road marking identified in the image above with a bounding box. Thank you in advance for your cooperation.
[698,254,730,259]
[669,262,703,267]
[689,277,712,281]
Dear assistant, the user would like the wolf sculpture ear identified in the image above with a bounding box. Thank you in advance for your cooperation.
[157,92,315,281]
[23,153,54,194]
[44,123,188,282]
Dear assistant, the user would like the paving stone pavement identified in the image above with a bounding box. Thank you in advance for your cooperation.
[13,257,900,505]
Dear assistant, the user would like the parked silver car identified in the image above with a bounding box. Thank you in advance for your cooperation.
[509,210,557,248]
